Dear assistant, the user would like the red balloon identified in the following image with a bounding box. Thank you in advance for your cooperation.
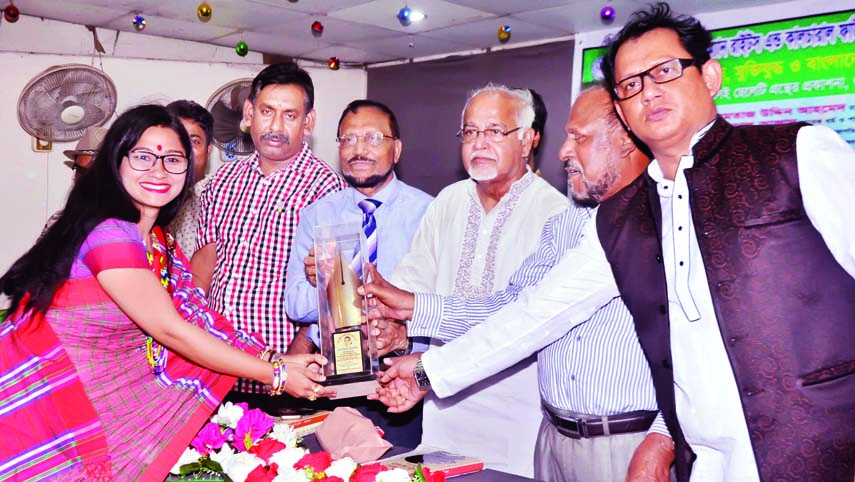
[311,20,324,37]
[4,4,20,23]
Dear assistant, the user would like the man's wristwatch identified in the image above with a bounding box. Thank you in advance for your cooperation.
[413,358,431,391]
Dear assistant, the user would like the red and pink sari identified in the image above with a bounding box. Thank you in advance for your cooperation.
[0,219,265,481]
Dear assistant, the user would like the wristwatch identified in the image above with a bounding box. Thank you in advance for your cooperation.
[413,358,431,391]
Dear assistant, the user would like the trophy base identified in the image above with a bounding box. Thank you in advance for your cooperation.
[321,372,379,400]
[326,379,379,400]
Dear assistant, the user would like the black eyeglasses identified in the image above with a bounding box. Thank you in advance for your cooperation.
[126,150,189,174]
[336,131,396,147]
[456,126,521,144]
[614,58,697,101]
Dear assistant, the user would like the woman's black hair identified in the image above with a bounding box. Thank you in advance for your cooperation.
[0,104,193,316]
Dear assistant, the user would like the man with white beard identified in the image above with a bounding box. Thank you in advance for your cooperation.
[389,84,569,477]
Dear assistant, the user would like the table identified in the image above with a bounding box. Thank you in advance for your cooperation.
[303,434,542,482]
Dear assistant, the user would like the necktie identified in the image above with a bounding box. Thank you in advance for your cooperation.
[358,198,381,271]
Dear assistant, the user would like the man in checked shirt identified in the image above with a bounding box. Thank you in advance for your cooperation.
[192,62,347,412]
[365,85,673,482]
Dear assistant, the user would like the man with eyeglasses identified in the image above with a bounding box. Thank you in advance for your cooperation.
[383,84,568,477]
[282,99,432,446]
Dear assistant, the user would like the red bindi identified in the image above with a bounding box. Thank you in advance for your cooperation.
[156,144,162,151]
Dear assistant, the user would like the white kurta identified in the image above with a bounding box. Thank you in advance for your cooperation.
[392,171,570,477]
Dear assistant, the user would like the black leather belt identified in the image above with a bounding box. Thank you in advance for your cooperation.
[542,405,657,439]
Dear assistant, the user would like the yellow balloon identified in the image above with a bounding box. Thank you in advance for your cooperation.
[197,2,213,22]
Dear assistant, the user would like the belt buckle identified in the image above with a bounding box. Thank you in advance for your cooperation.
[553,413,585,439]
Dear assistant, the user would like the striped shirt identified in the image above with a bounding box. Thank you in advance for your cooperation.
[198,144,346,392]
[411,202,667,434]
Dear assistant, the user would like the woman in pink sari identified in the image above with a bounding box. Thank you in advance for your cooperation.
[0,105,335,481]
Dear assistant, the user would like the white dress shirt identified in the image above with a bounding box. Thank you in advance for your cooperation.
[393,171,569,477]
[422,125,855,481]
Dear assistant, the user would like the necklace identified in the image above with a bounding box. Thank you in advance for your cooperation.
[145,226,173,373]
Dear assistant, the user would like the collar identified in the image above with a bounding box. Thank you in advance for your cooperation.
[247,142,312,177]
[348,174,402,212]
[646,117,719,184]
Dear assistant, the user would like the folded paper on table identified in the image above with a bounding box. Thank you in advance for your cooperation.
[277,410,331,436]
[379,446,484,478]
[315,406,392,463]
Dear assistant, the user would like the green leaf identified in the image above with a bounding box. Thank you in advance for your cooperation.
[412,464,427,482]
[178,462,203,476]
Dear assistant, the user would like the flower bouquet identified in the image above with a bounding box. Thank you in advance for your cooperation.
[172,403,445,482]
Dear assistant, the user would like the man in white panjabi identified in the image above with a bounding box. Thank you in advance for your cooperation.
[391,84,569,477]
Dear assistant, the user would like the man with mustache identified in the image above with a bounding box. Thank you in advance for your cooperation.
[367,86,664,481]
[383,84,569,477]
[283,99,433,446]
[192,62,347,412]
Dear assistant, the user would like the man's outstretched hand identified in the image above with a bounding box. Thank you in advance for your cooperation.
[369,353,427,413]
[362,264,416,322]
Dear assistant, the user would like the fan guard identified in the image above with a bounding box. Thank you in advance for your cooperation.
[205,78,255,156]
[17,64,117,143]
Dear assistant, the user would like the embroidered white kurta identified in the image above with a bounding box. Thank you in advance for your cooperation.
[392,171,569,477]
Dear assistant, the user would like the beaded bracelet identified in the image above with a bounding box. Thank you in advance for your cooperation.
[269,358,288,396]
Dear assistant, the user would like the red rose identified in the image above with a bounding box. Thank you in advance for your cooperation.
[248,438,287,463]
[350,463,389,482]
[246,463,278,482]
[295,451,333,472]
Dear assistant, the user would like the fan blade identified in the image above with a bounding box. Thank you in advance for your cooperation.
[211,99,243,144]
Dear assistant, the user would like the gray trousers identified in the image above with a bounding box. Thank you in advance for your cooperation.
[534,416,647,482]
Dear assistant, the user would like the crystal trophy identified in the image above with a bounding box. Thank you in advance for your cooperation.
[314,223,379,399]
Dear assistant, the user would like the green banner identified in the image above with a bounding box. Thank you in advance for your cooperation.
[581,9,855,147]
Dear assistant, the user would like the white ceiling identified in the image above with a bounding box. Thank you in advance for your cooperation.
[14,0,788,65]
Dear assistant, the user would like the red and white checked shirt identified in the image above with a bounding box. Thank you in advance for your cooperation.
[197,143,346,392]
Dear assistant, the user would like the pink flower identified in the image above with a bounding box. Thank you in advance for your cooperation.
[234,408,275,452]
[295,451,333,473]
[191,422,231,455]
[245,463,278,482]
[319,477,345,482]
[350,463,389,482]
[248,438,287,463]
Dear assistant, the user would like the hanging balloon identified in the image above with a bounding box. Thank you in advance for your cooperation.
[197,2,213,22]
[132,14,146,32]
[600,5,616,24]
[311,20,324,37]
[397,6,412,27]
[497,25,511,43]
[4,4,20,23]
[328,56,341,71]
[235,40,249,57]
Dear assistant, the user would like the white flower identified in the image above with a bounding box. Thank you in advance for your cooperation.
[326,457,358,480]
[211,401,245,428]
[217,449,264,482]
[270,421,299,447]
[272,466,312,482]
[169,447,202,474]
[268,446,309,472]
[376,468,413,482]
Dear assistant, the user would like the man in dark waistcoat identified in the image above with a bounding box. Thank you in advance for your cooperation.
[592,3,855,481]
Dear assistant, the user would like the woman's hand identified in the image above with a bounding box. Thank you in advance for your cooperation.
[279,353,337,400]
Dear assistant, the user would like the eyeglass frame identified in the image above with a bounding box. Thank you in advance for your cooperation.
[335,131,397,147]
[613,58,697,101]
[456,126,522,144]
[125,149,190,175]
